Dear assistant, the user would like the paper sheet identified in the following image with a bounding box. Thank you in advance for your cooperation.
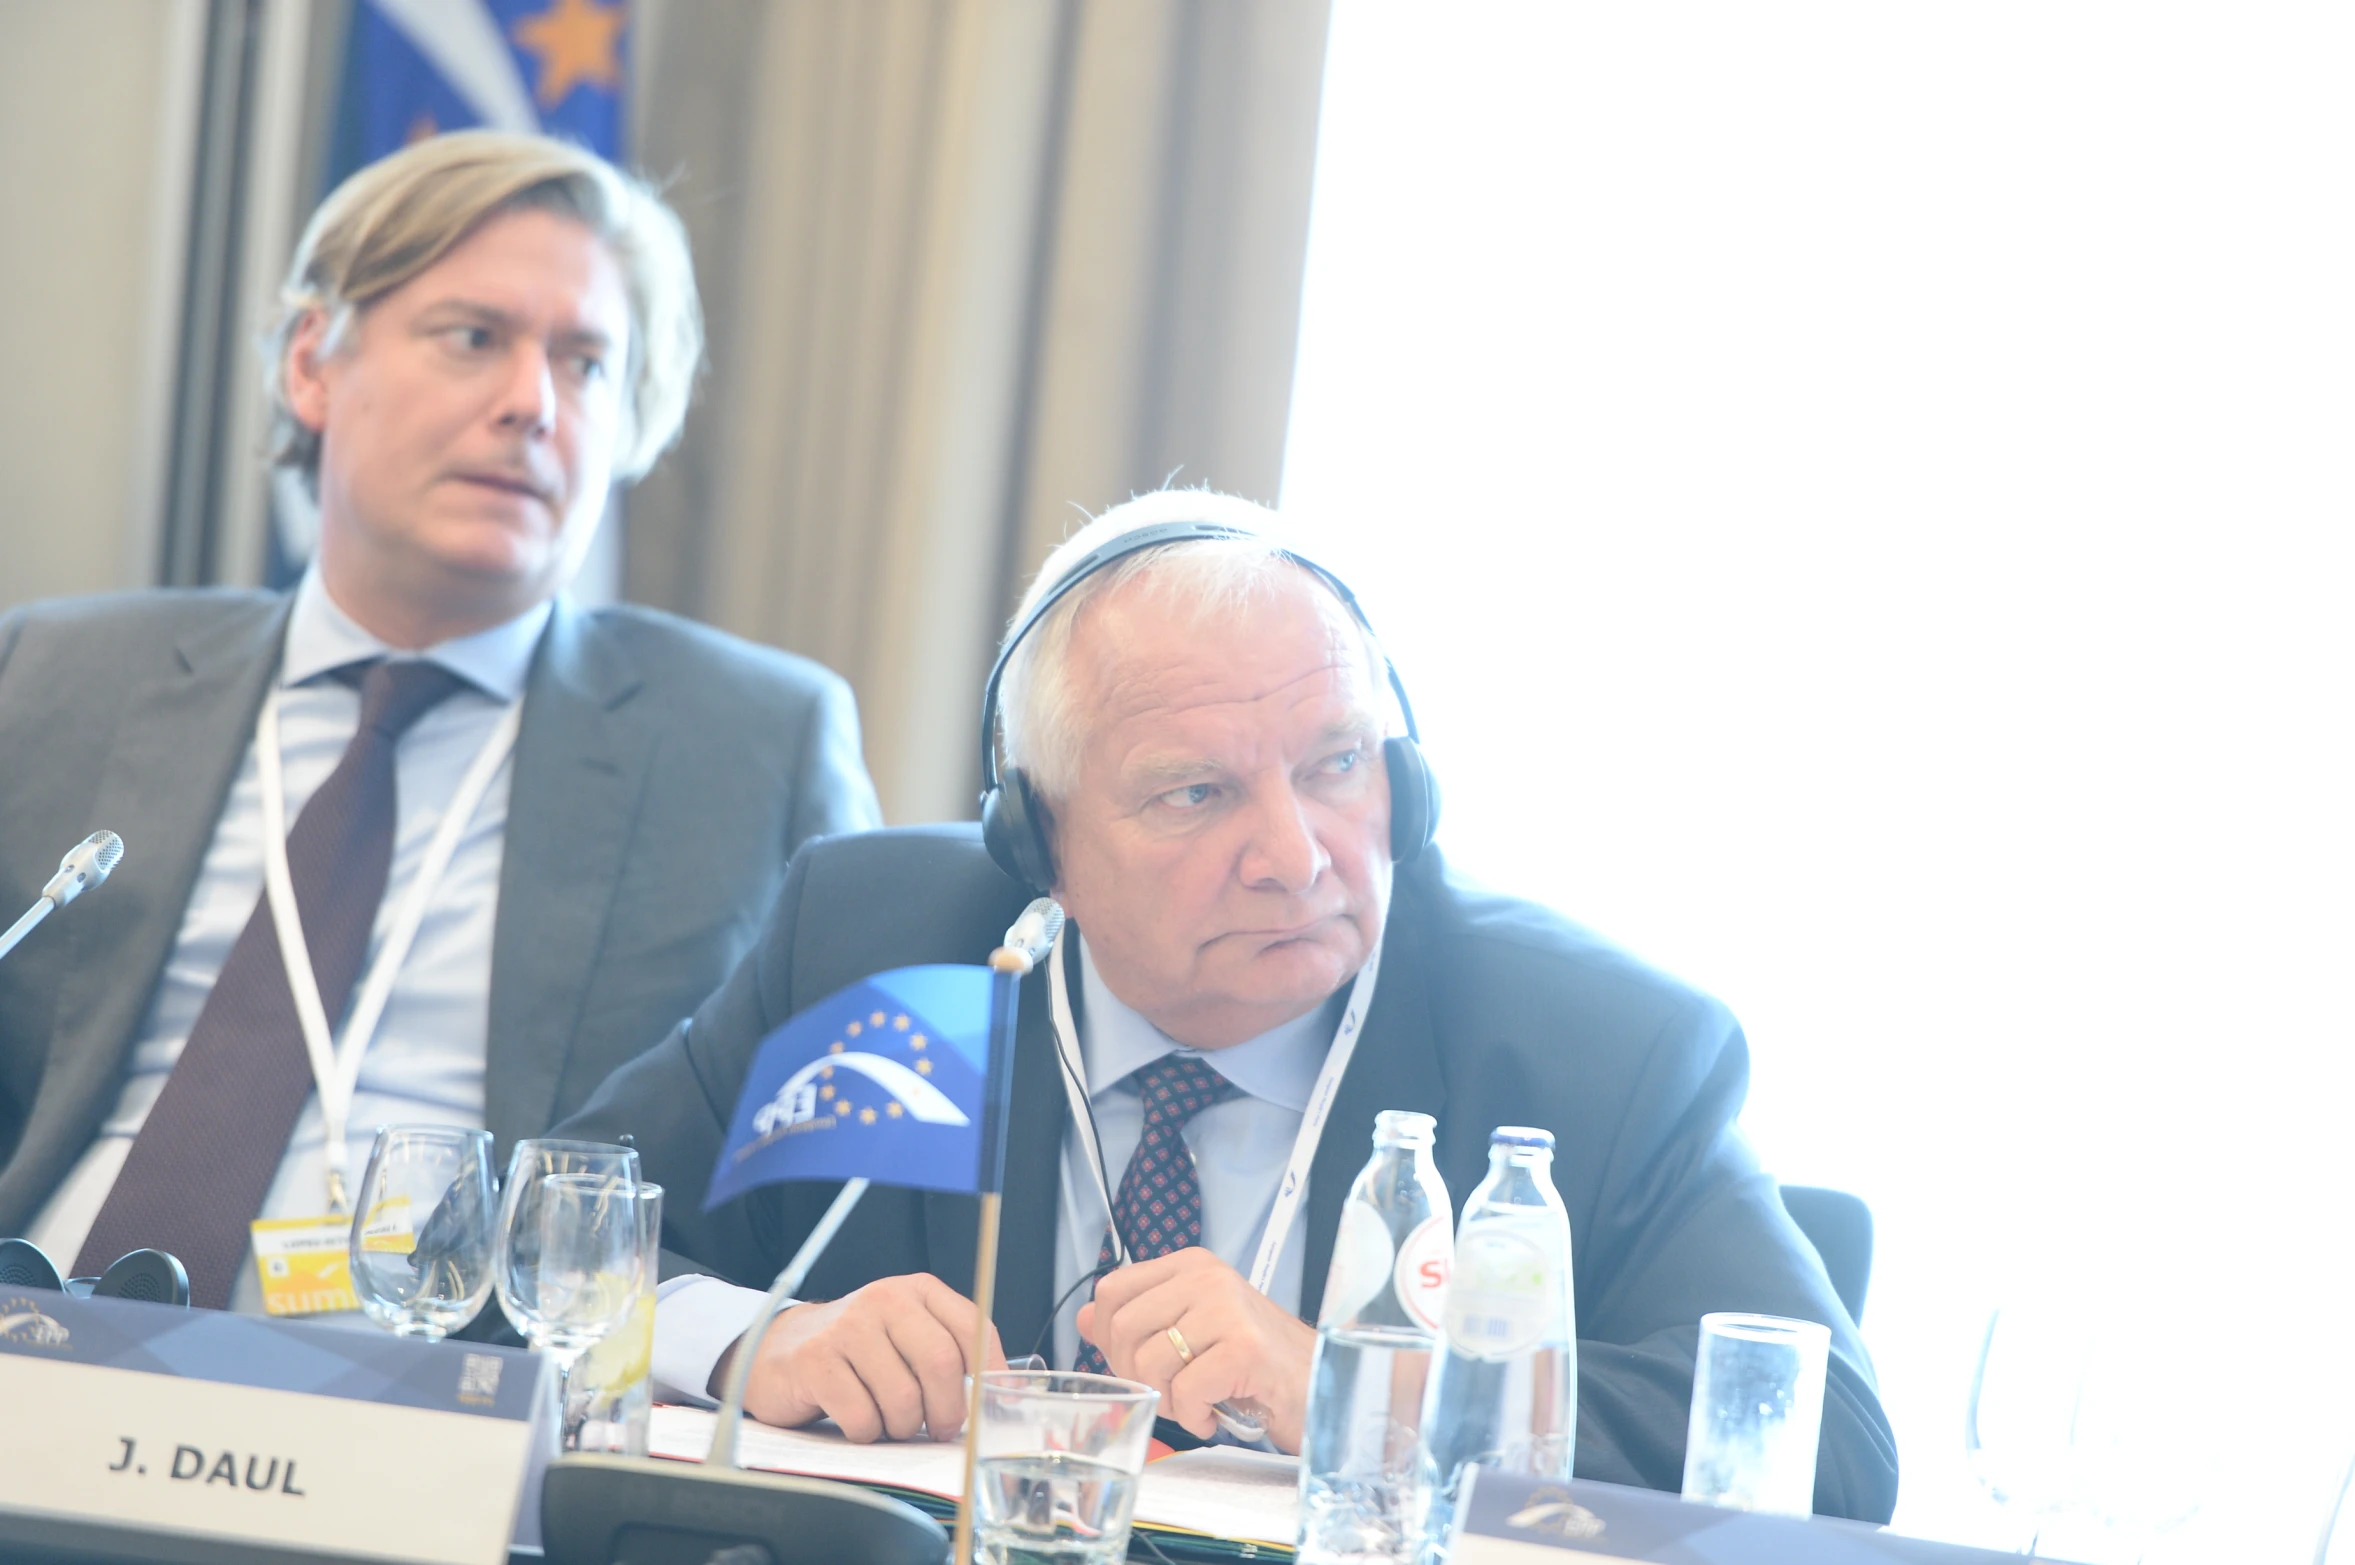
[649,1405,1301,1548]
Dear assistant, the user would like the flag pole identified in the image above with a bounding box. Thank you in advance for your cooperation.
[954,899,1062,1565]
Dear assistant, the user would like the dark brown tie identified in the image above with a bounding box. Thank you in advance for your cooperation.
[76,660,467,1306]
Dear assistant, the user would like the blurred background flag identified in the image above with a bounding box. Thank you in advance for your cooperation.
[330,0,629,185]
[705,966,997,1210]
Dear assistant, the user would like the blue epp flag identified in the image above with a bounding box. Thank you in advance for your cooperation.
[705,966,998,1211]
[330,0,629,184]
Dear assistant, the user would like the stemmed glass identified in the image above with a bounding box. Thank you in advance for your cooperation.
[1968,1301,2209,1563]
[493,1138,639,1449]
[347,1125,497,1340]
[1967,1303,2095,1555]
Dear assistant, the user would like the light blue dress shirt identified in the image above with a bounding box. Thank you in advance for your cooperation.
[651,933,1339,1399]
[26,567,548,1317]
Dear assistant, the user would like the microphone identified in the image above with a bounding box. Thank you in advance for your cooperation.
[0,831,126,964]
[43,830,124,906]
[993,897,1065,977]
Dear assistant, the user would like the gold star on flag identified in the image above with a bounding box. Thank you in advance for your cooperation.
[886,1102,904,1118]
[828,1041,844,1054]
[847,1021,862,1038]
[909,1035,927,1051]
[893,1014,910,1030]
[859,1107,878,1125]
[915,1058,932,1075]
[510,0,626,109]
[870,1011,886,1029]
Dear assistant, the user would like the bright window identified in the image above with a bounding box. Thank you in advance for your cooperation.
[1282,3,2355,1548]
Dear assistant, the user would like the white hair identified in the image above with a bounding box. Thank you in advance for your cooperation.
[996,490,1385,802]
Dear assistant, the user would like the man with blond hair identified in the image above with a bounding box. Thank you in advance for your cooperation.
[561,490,1901,1522]
[0,132,880,1313]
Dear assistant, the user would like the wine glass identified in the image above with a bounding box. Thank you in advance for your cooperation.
[347,1124,497,1340]
[494,1139,638,1447]
[1969,1300,2210,1563]
[1967,1303,2095,1554]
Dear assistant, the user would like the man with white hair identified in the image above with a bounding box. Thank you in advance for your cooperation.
[567,490,1899,1520]
[0,132,879,1313]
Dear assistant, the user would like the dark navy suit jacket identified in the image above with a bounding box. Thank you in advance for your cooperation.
[558,825,1901,1522]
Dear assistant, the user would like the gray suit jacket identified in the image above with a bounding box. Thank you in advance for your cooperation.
[558,827,1901,1523]
[0,588,882,1235]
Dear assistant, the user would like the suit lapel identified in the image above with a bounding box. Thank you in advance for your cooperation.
[28,605,287,1198]
[924,961,1065,1352]
[1299,880,1447,1322]
[484,602,650,1152]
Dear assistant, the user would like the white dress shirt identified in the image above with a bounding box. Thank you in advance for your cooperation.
[27,567,548,1317]
[651,933,1338,1400]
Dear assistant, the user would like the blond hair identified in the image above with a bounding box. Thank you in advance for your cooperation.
[266,131,701,486]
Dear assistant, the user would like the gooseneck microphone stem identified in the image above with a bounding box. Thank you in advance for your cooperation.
[706,1176,872,1472]
[0,901,51,965]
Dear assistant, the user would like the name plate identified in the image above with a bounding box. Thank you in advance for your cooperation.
[0,1289,547,1565]
[1456,1469,2046,1565]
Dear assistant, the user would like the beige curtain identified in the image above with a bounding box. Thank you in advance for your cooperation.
[626,0,1333,824]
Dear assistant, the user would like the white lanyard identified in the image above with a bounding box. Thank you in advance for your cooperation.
[255,682,522,1211]
[1049,928,1382,1295]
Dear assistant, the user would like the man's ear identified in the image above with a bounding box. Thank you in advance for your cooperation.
[282,309,335,433]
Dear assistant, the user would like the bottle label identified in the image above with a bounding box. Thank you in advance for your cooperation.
[1445,1226,1554,1358]
[1392,1215,1451,1330]
[1319,1200,1396,1326]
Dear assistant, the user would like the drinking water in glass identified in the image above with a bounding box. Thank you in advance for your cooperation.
[1419,1126,1577,1560]
[1296,1109,1454,1565]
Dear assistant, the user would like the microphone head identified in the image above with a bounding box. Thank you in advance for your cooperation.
[1001,897,1066,971]
[42,830,125,907]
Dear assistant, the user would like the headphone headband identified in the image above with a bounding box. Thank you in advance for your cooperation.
[978,520,1420,790]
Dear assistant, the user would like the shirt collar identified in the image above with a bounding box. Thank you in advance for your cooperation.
[1075,933,1341,1113]
[281,564,552,703]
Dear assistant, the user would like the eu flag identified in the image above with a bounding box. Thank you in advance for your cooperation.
[705,967,999,1211]
[330,0,629,183]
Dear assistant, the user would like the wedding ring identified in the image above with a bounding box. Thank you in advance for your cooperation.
[1165,1325,1194,1364]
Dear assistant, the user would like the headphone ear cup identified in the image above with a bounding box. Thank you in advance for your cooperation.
[1384,738,1440,864]
[981,769,1059,890]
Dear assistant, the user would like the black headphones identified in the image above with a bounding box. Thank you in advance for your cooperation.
[978,520,1440,890]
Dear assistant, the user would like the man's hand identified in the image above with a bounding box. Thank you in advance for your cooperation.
[1075,1248,1316,1453]
[722,1273,1005,1442]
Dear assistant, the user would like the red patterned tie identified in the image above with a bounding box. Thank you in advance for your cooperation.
[1075,1053,1237,1375]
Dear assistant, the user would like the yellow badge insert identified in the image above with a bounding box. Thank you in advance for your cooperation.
[247,1192,406,1317]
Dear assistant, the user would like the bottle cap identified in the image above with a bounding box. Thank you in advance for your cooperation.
[1489,1125,1555,1150]
[1373,1109,1438,1144]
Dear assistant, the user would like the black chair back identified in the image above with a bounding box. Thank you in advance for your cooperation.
[1778,1184,1873,1325]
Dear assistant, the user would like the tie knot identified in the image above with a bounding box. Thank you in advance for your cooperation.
[1130,1053,1237,1128]
[351,659,469,739]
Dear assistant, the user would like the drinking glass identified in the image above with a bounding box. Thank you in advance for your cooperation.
[493,1139,638,1449]
[1680,1312,1830,1518]
[347,1124,497,1340]
[571,1182,662,1456]
[973,1369,1159,1565]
